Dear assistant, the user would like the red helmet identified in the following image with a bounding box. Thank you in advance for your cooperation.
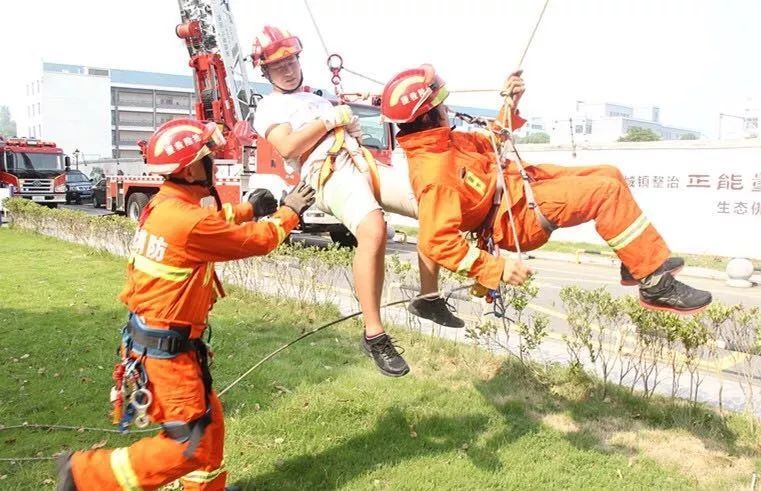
[252,25,303,67]
[380,64,449,123]
[141,119,225,175]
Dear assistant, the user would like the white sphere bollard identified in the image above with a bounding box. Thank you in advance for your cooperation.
[725,257,754,288]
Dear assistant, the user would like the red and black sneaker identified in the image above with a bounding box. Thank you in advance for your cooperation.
[639,272,712,315]
[621,257,685,286]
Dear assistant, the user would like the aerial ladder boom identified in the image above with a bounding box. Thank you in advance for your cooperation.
[175,0,255,162]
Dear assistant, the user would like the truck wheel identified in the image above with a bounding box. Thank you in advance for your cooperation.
[329,226,358,248]
[127,192,150,221]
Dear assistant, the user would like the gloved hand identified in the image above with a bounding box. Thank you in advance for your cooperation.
[320,104,355,132]
[346,116,363,138]
[247,188,278,217]
[281,181,317,216]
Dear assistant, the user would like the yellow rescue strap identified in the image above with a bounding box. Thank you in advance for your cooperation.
[316,127,381,202]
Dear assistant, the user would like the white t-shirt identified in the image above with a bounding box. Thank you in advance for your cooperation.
[253,91,335,179]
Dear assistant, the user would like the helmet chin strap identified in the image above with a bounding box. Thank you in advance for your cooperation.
[167,155,222,211]
[202,156,223,211]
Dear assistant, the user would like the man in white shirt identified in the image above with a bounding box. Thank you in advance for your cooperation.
[251,25,464,377]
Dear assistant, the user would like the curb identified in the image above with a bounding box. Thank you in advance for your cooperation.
[392,234,761,285]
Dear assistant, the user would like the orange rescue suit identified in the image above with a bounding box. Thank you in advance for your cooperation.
[70,181,299,491]
[398,124,670,291]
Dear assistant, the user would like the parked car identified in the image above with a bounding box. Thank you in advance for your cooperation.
[91,177,106,208]
[64,170,93,204]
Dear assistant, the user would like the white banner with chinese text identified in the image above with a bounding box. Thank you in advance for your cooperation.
[519,140,761,259]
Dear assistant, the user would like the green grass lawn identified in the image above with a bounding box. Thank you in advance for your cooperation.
[1,228,759,490]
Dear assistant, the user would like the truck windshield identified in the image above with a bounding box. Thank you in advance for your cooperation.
[66,173,90,183]
[353,106,387,150]
[3,151,61,172]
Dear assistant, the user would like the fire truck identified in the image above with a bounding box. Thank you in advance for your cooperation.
[0,136,69,206]
[104,0,406,247]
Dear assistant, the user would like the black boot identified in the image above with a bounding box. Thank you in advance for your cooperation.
[639,272,712,314]
[407,296,465,328]
[56,451,76,491]
[361,332,410,377]
[621,257,684,286]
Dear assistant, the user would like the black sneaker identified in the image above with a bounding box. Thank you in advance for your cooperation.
[621,257,685,286]
[56,451,76,491]
[361,333,410,377]
[407,296,465,328]
[639,272,712,315]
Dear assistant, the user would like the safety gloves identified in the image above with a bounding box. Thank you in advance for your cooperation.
[281,181,317,216]
[320,104,363,138]
[247,188,279,217]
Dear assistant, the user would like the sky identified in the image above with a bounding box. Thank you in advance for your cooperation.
[1,0,759,138]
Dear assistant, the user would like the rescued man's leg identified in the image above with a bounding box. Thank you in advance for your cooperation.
[319,160,410,377]
[407,251,465,327]
[528,163,686,285]
[355,209,410,376]
[530,173,711,314]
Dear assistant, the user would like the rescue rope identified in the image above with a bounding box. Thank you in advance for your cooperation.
[518,0,551,68]
[217,298,408,397]
[0,424,156,434]
[0,456,56,462]
[218,284,475,396]
[303,0,385,87]
[449,89,501,94]
[0,285,476,462]
[493,0,552,256]
[0,425,160,462]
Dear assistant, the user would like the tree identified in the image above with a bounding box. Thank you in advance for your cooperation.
[618,127,660,142]
[0,106,17,137]
[679,133,699,140]
[517,132,550,144]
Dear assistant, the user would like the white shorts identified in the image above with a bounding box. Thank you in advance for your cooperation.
[306,150,418,235]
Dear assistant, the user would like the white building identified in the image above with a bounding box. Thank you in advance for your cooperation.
[548,102,700,145]
[19,62,498,161]
[718,97,759,140]
[19,62,206,160]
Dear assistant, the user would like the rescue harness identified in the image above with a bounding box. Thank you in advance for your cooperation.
[453,111,557,312]
[315,127,382,202]
[112,314,214,458]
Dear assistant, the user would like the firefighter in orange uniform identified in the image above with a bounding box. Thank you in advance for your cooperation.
[380,65,712,314]
[56,118,316,490]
